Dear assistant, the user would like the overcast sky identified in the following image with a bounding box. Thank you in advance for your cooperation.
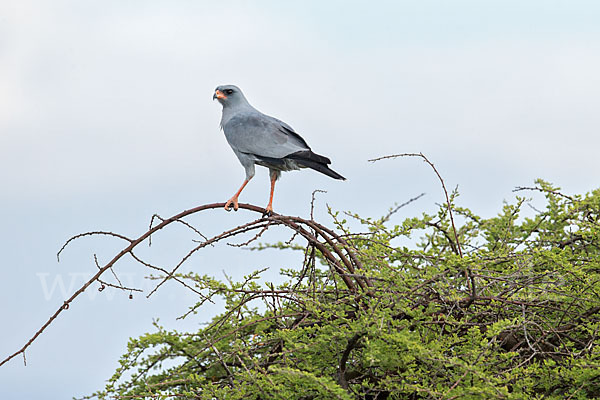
[1,1,599,398]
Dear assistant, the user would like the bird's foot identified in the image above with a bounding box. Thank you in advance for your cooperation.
[225,197,239,211]
[264,203,274,216]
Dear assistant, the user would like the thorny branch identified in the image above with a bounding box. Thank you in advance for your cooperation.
[369,153,475,300]
[1,202,368,368]
[369,152,463,258]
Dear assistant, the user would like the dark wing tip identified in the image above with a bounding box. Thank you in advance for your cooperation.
[285,151,345,180]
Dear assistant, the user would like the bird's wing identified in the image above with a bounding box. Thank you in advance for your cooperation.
[223,111,311,159]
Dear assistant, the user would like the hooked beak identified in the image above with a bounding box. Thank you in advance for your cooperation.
[213,90,227,100]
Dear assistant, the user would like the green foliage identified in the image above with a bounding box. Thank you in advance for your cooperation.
[86,180,600,399]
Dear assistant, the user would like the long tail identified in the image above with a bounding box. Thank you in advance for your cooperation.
[286,151,346,180]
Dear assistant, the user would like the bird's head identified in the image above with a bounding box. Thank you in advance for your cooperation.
[213,85,247,108]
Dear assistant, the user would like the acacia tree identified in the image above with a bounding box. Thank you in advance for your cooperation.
[3,155,599,399]
[79,178,599,400]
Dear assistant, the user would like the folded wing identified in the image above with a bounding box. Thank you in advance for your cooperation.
[223,111,345,180]
[224,112,310,158]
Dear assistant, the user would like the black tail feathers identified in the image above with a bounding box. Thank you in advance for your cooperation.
[286,151,346,180]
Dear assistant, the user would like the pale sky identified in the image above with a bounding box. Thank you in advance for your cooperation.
[1,1,600,398]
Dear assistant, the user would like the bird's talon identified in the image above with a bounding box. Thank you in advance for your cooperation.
[225,199,238,212]
[264,205,274,216]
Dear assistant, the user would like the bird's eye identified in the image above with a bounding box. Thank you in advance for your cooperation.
[224,89,234,95]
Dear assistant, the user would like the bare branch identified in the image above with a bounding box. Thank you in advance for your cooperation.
[1,202,370,368]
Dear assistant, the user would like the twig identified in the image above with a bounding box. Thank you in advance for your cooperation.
[382,192,426,222]
[513,186,574,201]
[310,189,327,220]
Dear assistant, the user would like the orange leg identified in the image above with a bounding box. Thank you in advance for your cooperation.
[225,179,250,211]
[265,175,276,213]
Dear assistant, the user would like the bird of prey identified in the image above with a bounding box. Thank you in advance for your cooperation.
[213,84,345,213]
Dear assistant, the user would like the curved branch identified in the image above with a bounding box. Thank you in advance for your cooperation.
[1,203,265,367]
[1,202,366,368]
[369,153,463,258]
[338,332,364,389]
